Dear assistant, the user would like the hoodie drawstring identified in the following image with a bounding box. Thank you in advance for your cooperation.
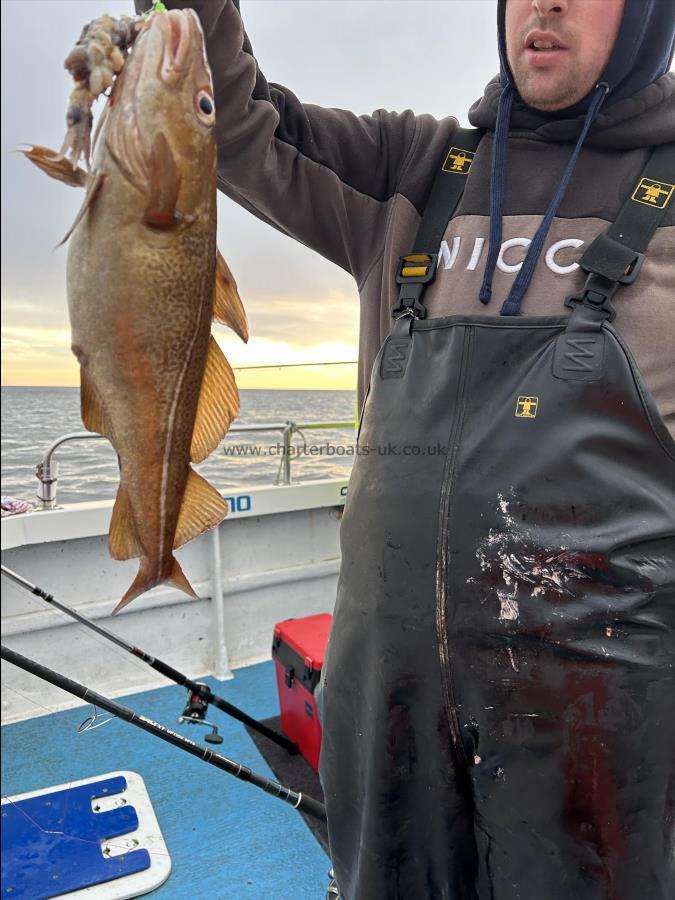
[479,82,610,316]
[478,83,514,305]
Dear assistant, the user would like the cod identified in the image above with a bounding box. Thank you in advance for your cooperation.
[25,9,248,613]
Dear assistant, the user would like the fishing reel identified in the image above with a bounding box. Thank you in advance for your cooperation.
[178,683,223,744]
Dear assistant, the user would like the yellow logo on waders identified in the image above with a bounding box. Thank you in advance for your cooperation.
[442,147,475,175]
[632,178,674,209]
[516,396,539,418]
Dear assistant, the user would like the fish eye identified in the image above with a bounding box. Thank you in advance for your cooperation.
[195,90,215,123]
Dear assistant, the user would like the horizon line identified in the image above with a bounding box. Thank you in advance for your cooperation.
[1,384,356,391]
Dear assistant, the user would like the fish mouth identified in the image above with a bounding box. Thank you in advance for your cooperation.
[153,8,197,84]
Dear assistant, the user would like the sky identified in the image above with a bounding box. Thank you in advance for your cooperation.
[1,0,500,389]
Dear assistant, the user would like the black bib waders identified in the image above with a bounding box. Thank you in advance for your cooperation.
[319,138,675,900]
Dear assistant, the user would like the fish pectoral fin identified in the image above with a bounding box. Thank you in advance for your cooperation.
[112,556,197,615]
[190,336,240,463]
[109,484,144,561]
[144,132,181,228]
[174,467,230,550]
[57,172,106,247]
[20,145,88,187]
[214,250,249,342]
[80,368,110,437]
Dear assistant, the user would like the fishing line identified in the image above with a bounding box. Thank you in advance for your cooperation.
[231,361,357,370]
[2,565,327,871]
[18,591,170,687]
[4,580,172,715]
[52,611,177,691]
[1,564,298,753]
[3,682,104,838]
[1,688,171,860]
[2,683,64,720]
[2,645,327,823]
[1,793,172,861]
[4,656,186,850]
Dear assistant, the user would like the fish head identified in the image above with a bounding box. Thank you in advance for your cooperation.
[105,8,217,223]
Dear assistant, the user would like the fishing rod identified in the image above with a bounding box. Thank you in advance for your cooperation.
[1,565,298,755]
[1,644,326,823]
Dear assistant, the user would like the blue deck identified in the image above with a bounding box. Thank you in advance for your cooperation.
[1,660,330,898]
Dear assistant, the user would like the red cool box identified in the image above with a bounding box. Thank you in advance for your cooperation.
[272,613,332,772]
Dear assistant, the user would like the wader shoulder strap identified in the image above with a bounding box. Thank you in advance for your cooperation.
[565,141,675,321]
[393,127,483,319]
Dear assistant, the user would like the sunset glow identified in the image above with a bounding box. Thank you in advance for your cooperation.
[1,324,358,391]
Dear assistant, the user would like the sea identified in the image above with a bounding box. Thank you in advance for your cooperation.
[1,387,357,507]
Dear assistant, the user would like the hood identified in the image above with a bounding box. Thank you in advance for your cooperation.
[469,72,675,149]
[469,0,675,318]
[494,0,675,116]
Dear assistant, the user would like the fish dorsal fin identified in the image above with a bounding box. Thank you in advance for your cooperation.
[80,367,110,438]
[214,250,249,342]
[190,336,240,463]
[109,483,143,561]
[57,172,106,247]
[144,132,181,228]
[174,468,230,550]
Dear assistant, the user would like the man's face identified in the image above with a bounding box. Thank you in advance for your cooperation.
[505,0,625,111]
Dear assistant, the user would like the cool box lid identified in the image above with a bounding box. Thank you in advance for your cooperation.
[273,613,332,665]
[272,614,332,692]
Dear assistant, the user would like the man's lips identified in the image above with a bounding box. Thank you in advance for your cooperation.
[523,30,569,67]
[524,46,568,67]
[524,30,568,50]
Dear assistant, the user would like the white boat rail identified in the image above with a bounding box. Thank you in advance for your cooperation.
[34,420,356,508]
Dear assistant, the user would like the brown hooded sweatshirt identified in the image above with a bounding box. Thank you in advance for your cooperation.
[137,0,675,436]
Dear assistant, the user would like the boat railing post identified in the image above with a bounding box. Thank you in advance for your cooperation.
[35,460,58,509]
[35,431,105,510]
[282,423,293,485]
[209,524,233,681]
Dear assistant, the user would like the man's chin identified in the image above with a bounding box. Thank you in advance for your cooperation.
[515,74,587,112]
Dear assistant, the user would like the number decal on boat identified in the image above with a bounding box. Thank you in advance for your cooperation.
[224,495,252,513]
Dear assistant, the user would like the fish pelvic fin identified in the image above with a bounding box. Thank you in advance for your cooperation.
[190,336,240,463]
[109,484,143,561]
[80,367,111,438]
[20,144,88,187]
[174,467,230,550]
[112,556,198,615]
[214,250,249,342]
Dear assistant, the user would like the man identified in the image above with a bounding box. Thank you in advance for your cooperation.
[138,1,674,897]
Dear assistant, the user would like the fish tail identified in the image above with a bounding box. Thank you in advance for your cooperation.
[112,555,197,615]
[166,556,199,600]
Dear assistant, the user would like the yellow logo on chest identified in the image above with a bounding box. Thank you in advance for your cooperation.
[515,396,539,418]
[442,147,475,175]
[632,178,674,209]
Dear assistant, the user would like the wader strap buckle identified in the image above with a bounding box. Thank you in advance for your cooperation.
[392,253,437,319]
[564,142,674,321]
[564,274,619,321]
[390,127,483,320]
[565,238,646,322]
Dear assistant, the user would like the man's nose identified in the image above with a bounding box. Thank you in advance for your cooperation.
[532,0,568,16]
